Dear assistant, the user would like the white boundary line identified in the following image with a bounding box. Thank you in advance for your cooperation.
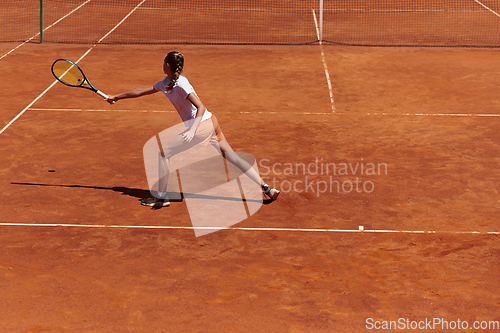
[0,0,91,61]
[28,108,176,113]
[94,0,146,44]
[0,222,497,235]
[324,8,492,13]
[313,9,336,113]
[473,0,500,18]
[27,108,500,117]
[405,113,500,117]
[0,1,146,136]
[369,112,500,117]
[139,7,486,14]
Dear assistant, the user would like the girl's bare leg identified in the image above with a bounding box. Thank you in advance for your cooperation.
[217,139,279,200]
[157,133,199,193]
[157,152,170,195]
[143,133,196,206]
[217,139,264,186]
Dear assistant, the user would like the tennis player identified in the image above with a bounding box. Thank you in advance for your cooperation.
[106,51,280,207]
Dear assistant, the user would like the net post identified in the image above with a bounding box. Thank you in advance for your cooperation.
[40,0,43,43]
[319,0,323,42]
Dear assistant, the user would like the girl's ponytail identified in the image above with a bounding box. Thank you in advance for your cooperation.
[165,51,184,91]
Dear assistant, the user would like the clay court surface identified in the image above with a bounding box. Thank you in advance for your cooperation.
[0,29,499,333]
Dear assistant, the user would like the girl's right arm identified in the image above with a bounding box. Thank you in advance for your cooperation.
[106,87,158,104]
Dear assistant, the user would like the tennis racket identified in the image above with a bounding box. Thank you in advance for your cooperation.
[51,59,111,101]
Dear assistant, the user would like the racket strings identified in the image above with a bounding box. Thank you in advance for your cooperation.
[52,61,85,87]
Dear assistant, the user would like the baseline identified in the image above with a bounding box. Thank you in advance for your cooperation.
[0,223,497,235]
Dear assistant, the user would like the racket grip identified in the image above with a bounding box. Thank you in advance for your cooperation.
[96,90,115,104]
[96,90,109,99]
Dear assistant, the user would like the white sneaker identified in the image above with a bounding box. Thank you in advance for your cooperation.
[141,196,170,207]
[263,186,280,201]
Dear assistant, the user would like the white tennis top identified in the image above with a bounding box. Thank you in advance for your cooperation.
[154,75,212,125]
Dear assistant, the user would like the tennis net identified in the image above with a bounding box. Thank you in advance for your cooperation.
[2,0,499,47]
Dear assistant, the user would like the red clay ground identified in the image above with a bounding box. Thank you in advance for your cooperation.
[0,43,499,332]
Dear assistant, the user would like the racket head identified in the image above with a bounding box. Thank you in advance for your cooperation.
[51,59,89,88]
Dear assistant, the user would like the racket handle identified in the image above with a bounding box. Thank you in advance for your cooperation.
[96,90,109,99]
[96,90,115,104]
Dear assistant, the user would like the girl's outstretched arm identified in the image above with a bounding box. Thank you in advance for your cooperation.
[106,87,158,104]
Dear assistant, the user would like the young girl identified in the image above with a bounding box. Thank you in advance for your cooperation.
[106,51,280,207]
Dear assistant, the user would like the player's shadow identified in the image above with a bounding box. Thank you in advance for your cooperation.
[11,182,272,209]
[11,182,153,203]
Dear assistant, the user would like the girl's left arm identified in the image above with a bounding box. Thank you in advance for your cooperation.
[182,93,207,142]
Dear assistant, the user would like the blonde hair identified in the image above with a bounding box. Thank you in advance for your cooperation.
[165,51,184,91]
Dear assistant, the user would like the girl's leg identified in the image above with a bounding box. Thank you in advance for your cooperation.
[157,151,169,196]
[217,139,263,186]
[217,139,280,200]
[142,132,197,206]
[158,133,198,191]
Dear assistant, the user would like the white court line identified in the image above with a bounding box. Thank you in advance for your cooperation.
[369,113,500,117]
[313,9,336,113]
[0,1,146,136]
[473,0,500,18]
[28,108,500,117]
[0,0,91,61]
[28,107,332,115]
[0,222,497,235]
[28,108,176,113]
[94,0,146,44]
[243,112,500,117]
[409,113,500,117]
[141,7,484,14]
[324,8,492,13]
